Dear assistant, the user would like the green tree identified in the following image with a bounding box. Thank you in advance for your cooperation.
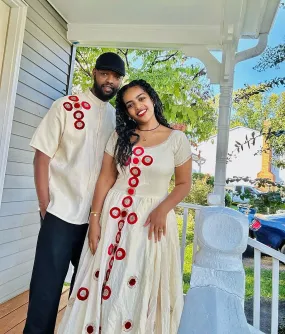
[73,47,217,142]
[230,91,281,131]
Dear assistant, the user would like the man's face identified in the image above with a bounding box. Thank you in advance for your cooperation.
[93,69,123,101]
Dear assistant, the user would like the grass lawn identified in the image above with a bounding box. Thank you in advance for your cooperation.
[176,214,285,299]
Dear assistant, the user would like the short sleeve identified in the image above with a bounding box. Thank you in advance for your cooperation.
[174,131,192,167]
[30,100,66,158]
[105,131,118,157]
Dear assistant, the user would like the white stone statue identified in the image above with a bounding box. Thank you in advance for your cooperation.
[178,206,251,334]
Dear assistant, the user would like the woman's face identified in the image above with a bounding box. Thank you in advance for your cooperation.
[123,86,155,125]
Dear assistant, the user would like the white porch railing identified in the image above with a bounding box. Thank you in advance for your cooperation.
[248,237,285,334]
[177,202,285,334]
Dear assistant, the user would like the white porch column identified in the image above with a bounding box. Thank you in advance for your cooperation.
[211,44,236,206]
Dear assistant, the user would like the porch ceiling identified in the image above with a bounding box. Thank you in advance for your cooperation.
[47,0,280,83]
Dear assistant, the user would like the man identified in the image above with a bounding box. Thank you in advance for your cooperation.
[24,52,125,334]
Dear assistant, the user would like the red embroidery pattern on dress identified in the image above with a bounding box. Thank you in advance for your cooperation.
[127,187,135,196]
[115,248,126,260]
[101,146,153,304]
[74,120,85,130]
[118,220,125,231]
[125,157,131,166]
[82,101,91,110]
[133,147,144,156]
[108,244,114,255]
[130,167,141,177]
[128,276,138,288]
[77,287,89,301]
[64,96,89,130]
[122,196,133,208]
[127,212,138,225]
[121,209,128,218]
[85,323,96,333]
[63,102,73,111]
[128,177,139,188]
[109,256,114,269]
[115,232,121,244]
[74,102,81,109]
[105,269,111,282]
[93,269,100,280]
[68,95,79,102]
[73,110,84,120]
[102,285,111,300]
[123,320,133,331]
[142,155,153,166]
[110,207,121,218]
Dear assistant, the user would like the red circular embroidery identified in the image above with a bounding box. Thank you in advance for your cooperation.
[73,110,84,120]
[128,177,139,188]
[116,231,121,244]
[86,323,95,333]
[110,207,121,219]
[82,101,91,110]
[133,147,144,157]
[118,220,125,231]
[125,157,131,166]
[127,188,135,196]
[142,155,153,166]
[77,287,89,301]
[109,256,114,269]
[93,269,100,280]
[74,102,81,109]
[74,120,85,130]
[128,276,137,288]
[121,210,128,218]
[127,213,138,225]
[102,285,111,300]
[105,269,111,282]
[108,244,114,256]
[122,196,133,208]
[132,157,140,165]
[123,320,133,331]
[68,95,79,102]
[130,167,141,177]
[63,102,73,111]
[115,248,126,260]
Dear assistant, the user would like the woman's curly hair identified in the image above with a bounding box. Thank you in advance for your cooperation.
[114,79,171,169]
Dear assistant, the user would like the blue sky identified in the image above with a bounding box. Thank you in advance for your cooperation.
[211,7,285,95]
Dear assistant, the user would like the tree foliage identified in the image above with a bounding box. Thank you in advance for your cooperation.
[73,47,217,142]
[231,91,280,130]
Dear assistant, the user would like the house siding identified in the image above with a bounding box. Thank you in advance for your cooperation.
[0,0,73,303]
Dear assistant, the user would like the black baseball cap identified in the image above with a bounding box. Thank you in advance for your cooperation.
[95,52,125,77]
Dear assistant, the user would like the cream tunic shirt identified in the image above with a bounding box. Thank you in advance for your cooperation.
[30,90,116,225]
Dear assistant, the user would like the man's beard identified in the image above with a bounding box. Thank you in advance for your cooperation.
[92,80,118,102]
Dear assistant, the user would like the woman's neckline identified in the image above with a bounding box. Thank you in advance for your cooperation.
[134,130,176,149]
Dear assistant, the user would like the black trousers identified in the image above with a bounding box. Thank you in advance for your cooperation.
[23,212,88,334]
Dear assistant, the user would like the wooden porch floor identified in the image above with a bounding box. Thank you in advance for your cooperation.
[0,286,69,334]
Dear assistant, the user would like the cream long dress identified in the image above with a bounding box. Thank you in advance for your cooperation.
[58,130,192,334]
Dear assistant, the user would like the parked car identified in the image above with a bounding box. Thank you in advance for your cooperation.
[249,213,285,254]
[225,184,263,204]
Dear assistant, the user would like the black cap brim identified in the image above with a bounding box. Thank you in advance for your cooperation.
[95,65,125,77]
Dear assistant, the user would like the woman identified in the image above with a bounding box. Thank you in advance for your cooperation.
[58,80,192,334]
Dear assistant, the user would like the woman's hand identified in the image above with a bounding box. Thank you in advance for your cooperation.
[144,205,168,242]
[88,218,101,255]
